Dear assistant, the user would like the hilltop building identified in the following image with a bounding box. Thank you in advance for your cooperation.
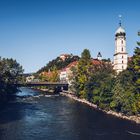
[113,19,128,73]
[97,52,102,60]
[59,54,71,61]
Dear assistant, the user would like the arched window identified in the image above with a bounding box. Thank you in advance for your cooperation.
[122,56,123,58]
[122,60,123,64]
[122,66,124,69]
[122,48,123,52]
[121,40,123,44]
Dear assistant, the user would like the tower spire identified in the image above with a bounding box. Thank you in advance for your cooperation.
[119,15,122,26]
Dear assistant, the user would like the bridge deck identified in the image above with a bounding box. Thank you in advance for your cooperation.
[17,82,68,87]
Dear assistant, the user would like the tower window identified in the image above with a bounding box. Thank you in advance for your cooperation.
[122,56,123,58]
[122,60,123,64]
[122,48,123,52]
[121,40,123,44]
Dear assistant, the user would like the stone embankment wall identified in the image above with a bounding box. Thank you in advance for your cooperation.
[60,91,140,124]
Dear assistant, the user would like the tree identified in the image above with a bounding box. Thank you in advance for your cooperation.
[37,55,79,73]
[90,62,115,109]
[111,46,140,115]
[136,31,140,86]
[0,58,23,100]
[110,35,140,115]
[133,47,140,92]
[48,66,59,82]
[137,31,140,46]
[38,73,49,82]
[110,69,139,115]
[73,49,93,99]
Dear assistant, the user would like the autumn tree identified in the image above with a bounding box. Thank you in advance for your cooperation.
[49,66,59,82]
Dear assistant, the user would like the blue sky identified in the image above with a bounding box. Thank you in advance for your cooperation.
[0,0,140,73]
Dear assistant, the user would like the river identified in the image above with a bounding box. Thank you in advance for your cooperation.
[0,87,140,140]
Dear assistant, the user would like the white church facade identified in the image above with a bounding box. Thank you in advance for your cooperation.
[113,20,128,73]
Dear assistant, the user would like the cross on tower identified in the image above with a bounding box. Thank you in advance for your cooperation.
[119,15,122,26]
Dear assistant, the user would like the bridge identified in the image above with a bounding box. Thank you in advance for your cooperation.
[17,82,69,91]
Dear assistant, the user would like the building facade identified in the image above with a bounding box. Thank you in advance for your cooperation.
[113,21,128,73]
[59,61,78,84]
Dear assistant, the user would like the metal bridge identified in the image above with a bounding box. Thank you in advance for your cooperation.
[17,82,69,90]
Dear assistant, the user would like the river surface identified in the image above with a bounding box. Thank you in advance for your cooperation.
[0,88,140,140]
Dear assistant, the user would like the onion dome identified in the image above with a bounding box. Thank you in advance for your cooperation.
[115,15,126,37]
[115,26,126,37]
[115,26,125,34]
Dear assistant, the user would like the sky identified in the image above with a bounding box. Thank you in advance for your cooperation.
[0,0,140,73]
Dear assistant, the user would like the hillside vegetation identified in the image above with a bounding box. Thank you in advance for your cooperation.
[37,55,79,73]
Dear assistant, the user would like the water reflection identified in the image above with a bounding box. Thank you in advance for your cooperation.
[16,87,40,97]
[0,88,140,140]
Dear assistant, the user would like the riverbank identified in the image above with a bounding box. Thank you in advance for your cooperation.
[60,91,140,124]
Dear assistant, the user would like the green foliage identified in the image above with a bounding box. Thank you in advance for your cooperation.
[133,47,140,90]
[102,58,111,62]
[72,49,93,99]
[38,67,59,82]
[137,31,140,46]
[71,47,140,116]
[90,62,115,110]
[37,55,79,73]
[111,70,138,115]
[0,58,23,101]
[49,66,59,82]
[111,46,140,115]
[136,32,140,90]
[128,47,140,92]
[38,73,49,82]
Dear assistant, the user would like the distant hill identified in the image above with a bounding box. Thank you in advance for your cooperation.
[37,54,80,73]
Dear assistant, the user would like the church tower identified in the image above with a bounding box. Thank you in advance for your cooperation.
[113,16,128,73]
[97,52,102,60]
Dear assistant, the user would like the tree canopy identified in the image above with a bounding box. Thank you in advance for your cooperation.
[0,58,23,101]
[37,55,79,73]
[71,46,140,115]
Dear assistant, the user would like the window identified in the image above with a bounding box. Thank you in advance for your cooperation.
[122,60,123,64]
[121,40,123,44]
[122,48,123,52]
[122,66,124,69]
[122,56,123,58]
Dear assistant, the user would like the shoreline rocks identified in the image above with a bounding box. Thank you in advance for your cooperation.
[60,91,140,124]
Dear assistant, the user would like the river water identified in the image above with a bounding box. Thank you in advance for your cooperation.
[0,88,140,140]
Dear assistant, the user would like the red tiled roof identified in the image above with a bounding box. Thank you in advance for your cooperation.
[128,57,132,62]
[92,59,101,65]
[60,59,102,72]
[66,61,78,68]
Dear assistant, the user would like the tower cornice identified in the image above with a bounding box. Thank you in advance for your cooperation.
[114,52,128,56]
